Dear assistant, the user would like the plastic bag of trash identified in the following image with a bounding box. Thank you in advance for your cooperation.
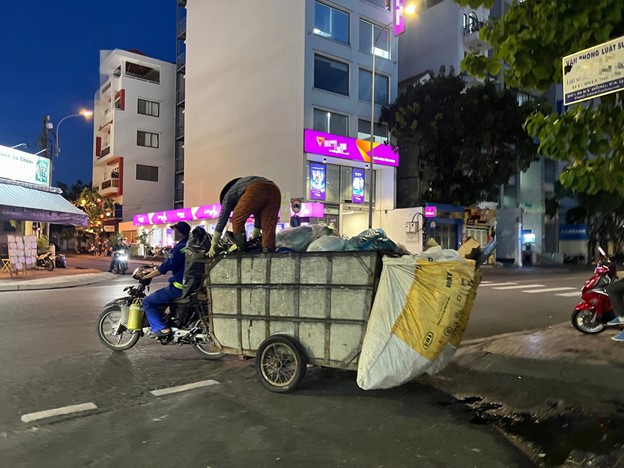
[344,228,398,252]
[307,235,346,252]
[276,225,335,252]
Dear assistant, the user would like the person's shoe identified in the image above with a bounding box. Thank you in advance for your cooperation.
[152,329,172,338]
[612,330,624,342]
[606,316,624,326]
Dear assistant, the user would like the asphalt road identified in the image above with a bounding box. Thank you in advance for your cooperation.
[0,280,534,467]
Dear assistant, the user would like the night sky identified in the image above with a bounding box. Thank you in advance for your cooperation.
[0,0,176,187]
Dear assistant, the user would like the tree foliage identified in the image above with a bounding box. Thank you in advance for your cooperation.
[380,70,541,206]
[456,0,624,196]
[56,179,89,202]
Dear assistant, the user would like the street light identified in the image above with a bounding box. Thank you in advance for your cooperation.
[54,109,93,157]
[367,3,416,228]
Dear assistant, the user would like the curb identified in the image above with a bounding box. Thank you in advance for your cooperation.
[0,272,117,292]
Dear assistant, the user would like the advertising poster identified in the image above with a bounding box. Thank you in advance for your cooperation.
[352,168,365,204]
[309,162,326,201]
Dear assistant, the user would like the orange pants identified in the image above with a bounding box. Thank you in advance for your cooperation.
[231,180,281,251]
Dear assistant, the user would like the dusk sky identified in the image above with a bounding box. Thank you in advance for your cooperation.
[0,0,176,187]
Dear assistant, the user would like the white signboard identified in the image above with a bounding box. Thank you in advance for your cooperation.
[563,35,624,105]
[0,145,51,185]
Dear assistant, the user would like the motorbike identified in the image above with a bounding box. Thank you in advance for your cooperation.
[571,247,618,334]
[110,248,129,274]
[96,266,225,359]
[35,251,55,271]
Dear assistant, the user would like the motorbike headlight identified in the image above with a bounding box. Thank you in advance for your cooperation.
[119,255,128,262]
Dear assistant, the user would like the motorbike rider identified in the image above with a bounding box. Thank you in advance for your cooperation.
[208,176,281,257]
[108,237,129,273]
[606,278,624,341]
[138,222,190,337]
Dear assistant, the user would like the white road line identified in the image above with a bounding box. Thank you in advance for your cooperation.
[481,281,494,284]
[21,402,97,423]
[556,291,582,297]
[151,379,220,397]
[492,284,545,290]
[480,282,518,287]
[524,287,576,294]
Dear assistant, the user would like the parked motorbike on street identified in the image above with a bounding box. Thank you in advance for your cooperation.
[571,247,618,334]
[96,266,225,359]
[35,251,55,271]
[110,248,129,274]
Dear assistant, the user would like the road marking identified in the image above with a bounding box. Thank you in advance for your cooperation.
[21,402,97,423]
[556,291,582,297]
[151,379,220,397]
[480,282,517,287]
[492,284,545,290]
[524,287,576,293]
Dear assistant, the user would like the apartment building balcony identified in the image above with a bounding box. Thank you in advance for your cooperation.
[462,15,489,53]
[176,87,185,105]
[177,18,186,40]
[176,124,185,140]
[100,145,111,158]
[100,177,120,196]
[177,52,186,72]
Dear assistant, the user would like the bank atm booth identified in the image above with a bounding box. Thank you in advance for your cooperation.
[424,203,465,250]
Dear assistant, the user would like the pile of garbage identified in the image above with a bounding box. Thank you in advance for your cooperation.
[276,225,409,255]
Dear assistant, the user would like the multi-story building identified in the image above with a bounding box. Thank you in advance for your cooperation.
[399,0,560,264]
[177,0,404,239]
[175,0,187,209]
[91,49,176,240]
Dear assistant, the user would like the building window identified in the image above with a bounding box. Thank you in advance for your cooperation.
[136,164,159,182]
[358,119,388,144]
[138,98,160,117]
[314,2,349,44]
[358,69,389,105]
[359,20,390,59]
[137,130,159,148]
[361,0,391,10]
[313,109,349,136]
[125,61,160,84]
[314,55,349,96]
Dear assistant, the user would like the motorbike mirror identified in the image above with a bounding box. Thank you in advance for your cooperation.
[598,247,607,257]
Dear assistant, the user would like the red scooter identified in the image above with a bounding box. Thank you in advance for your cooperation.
[571,247,617,334]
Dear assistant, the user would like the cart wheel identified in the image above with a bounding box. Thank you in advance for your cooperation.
[255,335,307,393]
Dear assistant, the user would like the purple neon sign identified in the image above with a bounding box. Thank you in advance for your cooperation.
[133,202,325,226]
[425,206,436,218]
[394,0,406,36]
[304,129,399,167]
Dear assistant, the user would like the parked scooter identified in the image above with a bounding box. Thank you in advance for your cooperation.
[35,251,55,271]
[571,247,617,334]
[110,248,129,274]
[96,266,225,359]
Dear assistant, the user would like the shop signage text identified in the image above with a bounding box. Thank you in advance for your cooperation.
[0,145,50,186]
[304,129,399,167]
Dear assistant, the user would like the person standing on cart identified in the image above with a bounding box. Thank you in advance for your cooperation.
[139,221,190,337]
[209,176,281,256]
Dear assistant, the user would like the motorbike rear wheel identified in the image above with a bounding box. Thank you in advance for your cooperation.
[190,320,226,360]
[97,305,140,350]
[44,258,54,271]
[571,309,606,334]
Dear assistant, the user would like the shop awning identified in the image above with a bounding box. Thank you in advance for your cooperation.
[0,179,88,226]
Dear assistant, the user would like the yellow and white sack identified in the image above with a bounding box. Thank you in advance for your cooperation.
[357,247,480,390]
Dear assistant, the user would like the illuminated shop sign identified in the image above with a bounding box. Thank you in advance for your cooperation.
[133,202,325,226]
[0,145,50,186]
[304,129,399,167]
[425,206,436,218]
[309,162,326,201]
[352,168,365,204]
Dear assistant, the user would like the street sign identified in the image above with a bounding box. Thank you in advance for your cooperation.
[563,35,624,105]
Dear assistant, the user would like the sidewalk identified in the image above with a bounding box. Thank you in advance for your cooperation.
[0,267,114,291]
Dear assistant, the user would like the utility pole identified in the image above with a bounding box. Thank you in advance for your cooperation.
[37,114,53,159]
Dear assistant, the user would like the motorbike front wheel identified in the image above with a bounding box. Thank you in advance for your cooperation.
[97,305,140,351]
[571,309,606,334]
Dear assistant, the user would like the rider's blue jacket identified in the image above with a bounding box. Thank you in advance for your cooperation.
[157,239,187,287]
